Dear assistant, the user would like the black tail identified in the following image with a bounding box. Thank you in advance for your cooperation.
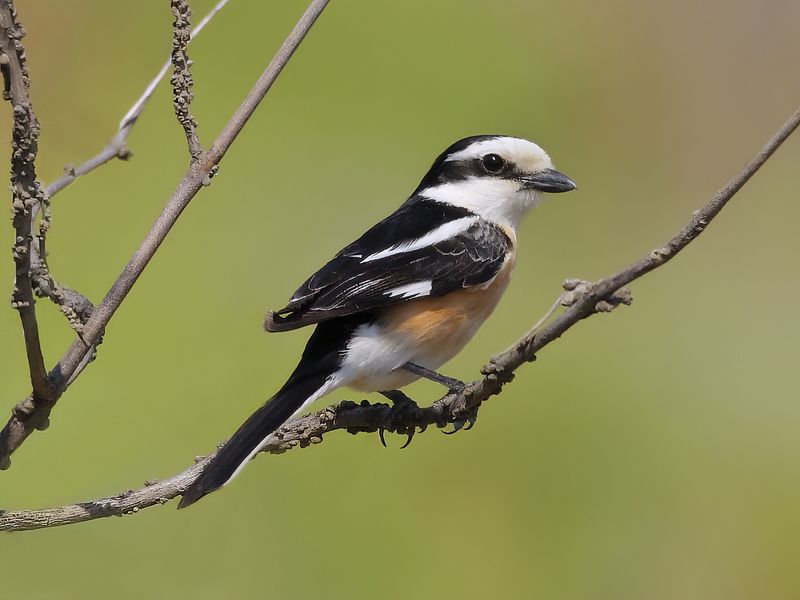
[178,368,331,509]
[177,316,364,509]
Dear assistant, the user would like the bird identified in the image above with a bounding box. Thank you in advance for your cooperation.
[178,135,576,508]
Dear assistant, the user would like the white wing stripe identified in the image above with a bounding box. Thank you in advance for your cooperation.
[385,280,433,299]
[361,216,478,263]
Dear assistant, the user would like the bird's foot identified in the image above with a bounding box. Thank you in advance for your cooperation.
[402,362,466,394]
[442,402,479,435]
[378,390,421,449]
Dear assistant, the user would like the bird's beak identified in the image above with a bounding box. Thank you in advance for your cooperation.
[521,168,577,193]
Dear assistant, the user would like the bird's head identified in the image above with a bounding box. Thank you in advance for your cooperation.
[414,135,576,230]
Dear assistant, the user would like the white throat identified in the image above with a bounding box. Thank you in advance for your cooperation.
[420,178,542,232]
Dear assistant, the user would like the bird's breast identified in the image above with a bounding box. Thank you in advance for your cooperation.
[340,252,516,392]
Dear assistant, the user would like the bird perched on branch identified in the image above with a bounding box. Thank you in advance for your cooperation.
[179,135,576,508]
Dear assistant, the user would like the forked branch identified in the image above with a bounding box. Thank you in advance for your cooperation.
[44,0,230,199]
[27,0,231,366]
[0,0,331,469]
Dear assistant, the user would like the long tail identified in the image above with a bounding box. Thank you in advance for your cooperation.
[178,364,335,509]
[178,316,365,509]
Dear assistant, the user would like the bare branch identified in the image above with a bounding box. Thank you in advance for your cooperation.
[45,0,230,199]
[30,244,94,332]
[3,104,797,532]
[0,400,435,532]
[0,0,331,468]
[0,1,52,405]
[27,201,99,385]
[24,0,230,367]
[170,0,203,159]
[43,136,131,200]
[30,183,94,340]
[1,0,227,413]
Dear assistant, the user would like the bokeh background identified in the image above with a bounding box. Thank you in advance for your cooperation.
[1,1,799,598]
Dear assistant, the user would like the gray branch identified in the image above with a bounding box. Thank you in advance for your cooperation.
[29,199,95,341]
[170,0,203,159]
[23,0,231,377]
[0,0,331,469]
[0,1,96,374]
[2,104,797,532]
[44,0,229,199]
[0,0,52,406]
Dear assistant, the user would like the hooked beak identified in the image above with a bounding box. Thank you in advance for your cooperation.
[521,168,577,193]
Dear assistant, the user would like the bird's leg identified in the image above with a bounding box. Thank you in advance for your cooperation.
[401,362,466,393]
[400,363,478,435]
[378,390,421,449]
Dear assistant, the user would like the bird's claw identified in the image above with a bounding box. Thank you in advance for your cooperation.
[399,430,415,449]
[379,426,414,448]
[442,405,478,435]
[378,390,420,448]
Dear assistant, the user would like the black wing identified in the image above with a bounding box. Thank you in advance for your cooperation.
[265,199,512,332]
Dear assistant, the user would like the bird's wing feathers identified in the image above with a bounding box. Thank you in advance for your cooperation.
[265,201,511,332]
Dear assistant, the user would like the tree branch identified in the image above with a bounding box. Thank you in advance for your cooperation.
[25,0,230,370]
[0,0,52,405]
[44,0,229,199]
[2,104,797,532]
[0,0,331,468]
[170,0,203,159]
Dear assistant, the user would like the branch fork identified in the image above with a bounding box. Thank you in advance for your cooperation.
[0,0,332,477]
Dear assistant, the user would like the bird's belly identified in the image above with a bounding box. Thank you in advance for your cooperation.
[339,259,514,393]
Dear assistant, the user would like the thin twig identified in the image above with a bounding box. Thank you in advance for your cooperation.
[30,192,95,340]
[170,0,203,159]
[0,1,52,405]
[44,0,229,199]
[29,251,94,332]
[0,0,331,469]
[25,0,230,370]
[2,104,797,532]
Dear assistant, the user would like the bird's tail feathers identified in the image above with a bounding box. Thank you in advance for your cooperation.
[178,367,335,509]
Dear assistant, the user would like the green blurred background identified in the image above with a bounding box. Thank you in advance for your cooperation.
[1,1,799,598]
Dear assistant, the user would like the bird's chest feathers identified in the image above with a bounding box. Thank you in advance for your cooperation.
[341,251,516,392]
[383,252,515,350]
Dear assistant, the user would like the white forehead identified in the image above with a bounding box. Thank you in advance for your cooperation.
[445,137,553,172]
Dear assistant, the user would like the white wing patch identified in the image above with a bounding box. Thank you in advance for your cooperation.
[361,217,478,263]
[385,280,433,299]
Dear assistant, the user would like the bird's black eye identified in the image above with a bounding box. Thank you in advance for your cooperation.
[481,153,505,174]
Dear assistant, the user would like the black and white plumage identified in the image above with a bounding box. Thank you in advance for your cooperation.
[265,200,512,331]
[179,135,576,508]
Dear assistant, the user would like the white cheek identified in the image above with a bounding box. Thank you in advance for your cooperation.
[421,178,542,231]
